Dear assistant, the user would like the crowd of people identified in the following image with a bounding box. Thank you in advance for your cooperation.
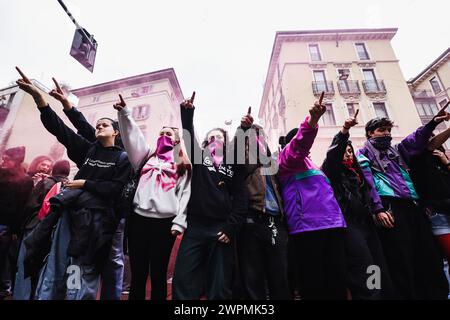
[0,66,449,300]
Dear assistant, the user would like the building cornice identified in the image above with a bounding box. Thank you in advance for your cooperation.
[71,68,184,103]
[408,47,450,87]
[258,28,398,118]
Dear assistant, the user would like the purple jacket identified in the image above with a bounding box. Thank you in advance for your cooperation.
[357,121,439,202]
[278,117,346,235]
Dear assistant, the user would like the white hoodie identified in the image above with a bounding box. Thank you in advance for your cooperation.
[117,107,190,233]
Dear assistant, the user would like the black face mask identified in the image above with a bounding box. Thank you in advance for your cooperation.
[369,136,392,150]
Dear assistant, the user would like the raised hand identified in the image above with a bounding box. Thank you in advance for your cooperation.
[113,94,126,111]
[308,91,327,127]
[16,67,38,96]
[240,106,254,129]
[432,149,449,165]
[342,109,359,134]
[433,101,450,123]
[181,91,196,109]
[15,66,46,107]
[49,77,72,110]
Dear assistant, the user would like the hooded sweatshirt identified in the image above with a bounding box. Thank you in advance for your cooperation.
[39,105,131,202]
[180,106,247,237]
[117,106,190,233]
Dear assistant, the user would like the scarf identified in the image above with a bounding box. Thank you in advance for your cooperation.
[139,136,178,192]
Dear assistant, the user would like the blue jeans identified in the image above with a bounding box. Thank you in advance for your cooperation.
[35,211,71,300]
[429,214,450,236]
[13,238,32,300]
[100,218,125,300]
[0,225,12,298]
[36,211,102,300]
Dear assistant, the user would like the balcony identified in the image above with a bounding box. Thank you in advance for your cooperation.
[312,81,335,96]
[362,80,386,95]
[337,80,361,95]
[412,89,434,99]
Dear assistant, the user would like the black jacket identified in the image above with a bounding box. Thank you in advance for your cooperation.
[322,131,383,224]
[0,167,33,233]
[180,106,247,236]
[64,107,96,144]
[410,151,450,214]
[22,175,68,234]
[23,188,118,277]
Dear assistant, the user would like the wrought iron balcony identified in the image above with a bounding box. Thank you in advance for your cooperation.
[337,80,361,95]
[411,89,434,99]
[312,81,335,96]
[362,80,386,94]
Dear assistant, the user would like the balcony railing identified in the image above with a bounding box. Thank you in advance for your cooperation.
[312,81,335,96]
[412,89,434,98]
[362,80,386,94]
[337,80,361,95]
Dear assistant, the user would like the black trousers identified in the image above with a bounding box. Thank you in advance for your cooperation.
[376,197,449,299]
[236,213,290,300]
[345,220,394,300]
[172,219,233,300]
[127,213,175,300]
[291,228,347,300]
[0,227,12,298]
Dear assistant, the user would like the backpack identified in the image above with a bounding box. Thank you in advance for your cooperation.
[37,182,62,220]
[117,156,149,213]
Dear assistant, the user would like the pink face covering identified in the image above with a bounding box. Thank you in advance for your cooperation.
[156,135,175,162]
[207,137,224,167]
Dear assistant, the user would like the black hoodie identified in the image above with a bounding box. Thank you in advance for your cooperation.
[180,106,247,236]
[39,105,131,202]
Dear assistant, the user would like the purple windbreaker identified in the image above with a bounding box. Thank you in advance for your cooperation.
[278,117,346,235]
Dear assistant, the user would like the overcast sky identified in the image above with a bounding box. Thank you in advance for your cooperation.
[1,0,449,137]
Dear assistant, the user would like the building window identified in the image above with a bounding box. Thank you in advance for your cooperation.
[346,103,359,118]
[313,70,328,92]
[133,104,150,121]
[430,77,442,94]
[355,43,370,60]
[439,99,448,109]
[309,44,322,61]
[373,102,388,118]
[0,93,15,129]
[321,103,336,126]
[416,102,439,117]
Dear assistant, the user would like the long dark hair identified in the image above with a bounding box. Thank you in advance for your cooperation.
[97,117,124,148]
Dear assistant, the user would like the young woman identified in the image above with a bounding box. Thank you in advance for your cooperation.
[16,67,131,300]
[27,155,53,185]
[321,112,394,299]
[49,78,125,301]
[114,96,191,300]
[172,93,247,300]
[278,97,347,300]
